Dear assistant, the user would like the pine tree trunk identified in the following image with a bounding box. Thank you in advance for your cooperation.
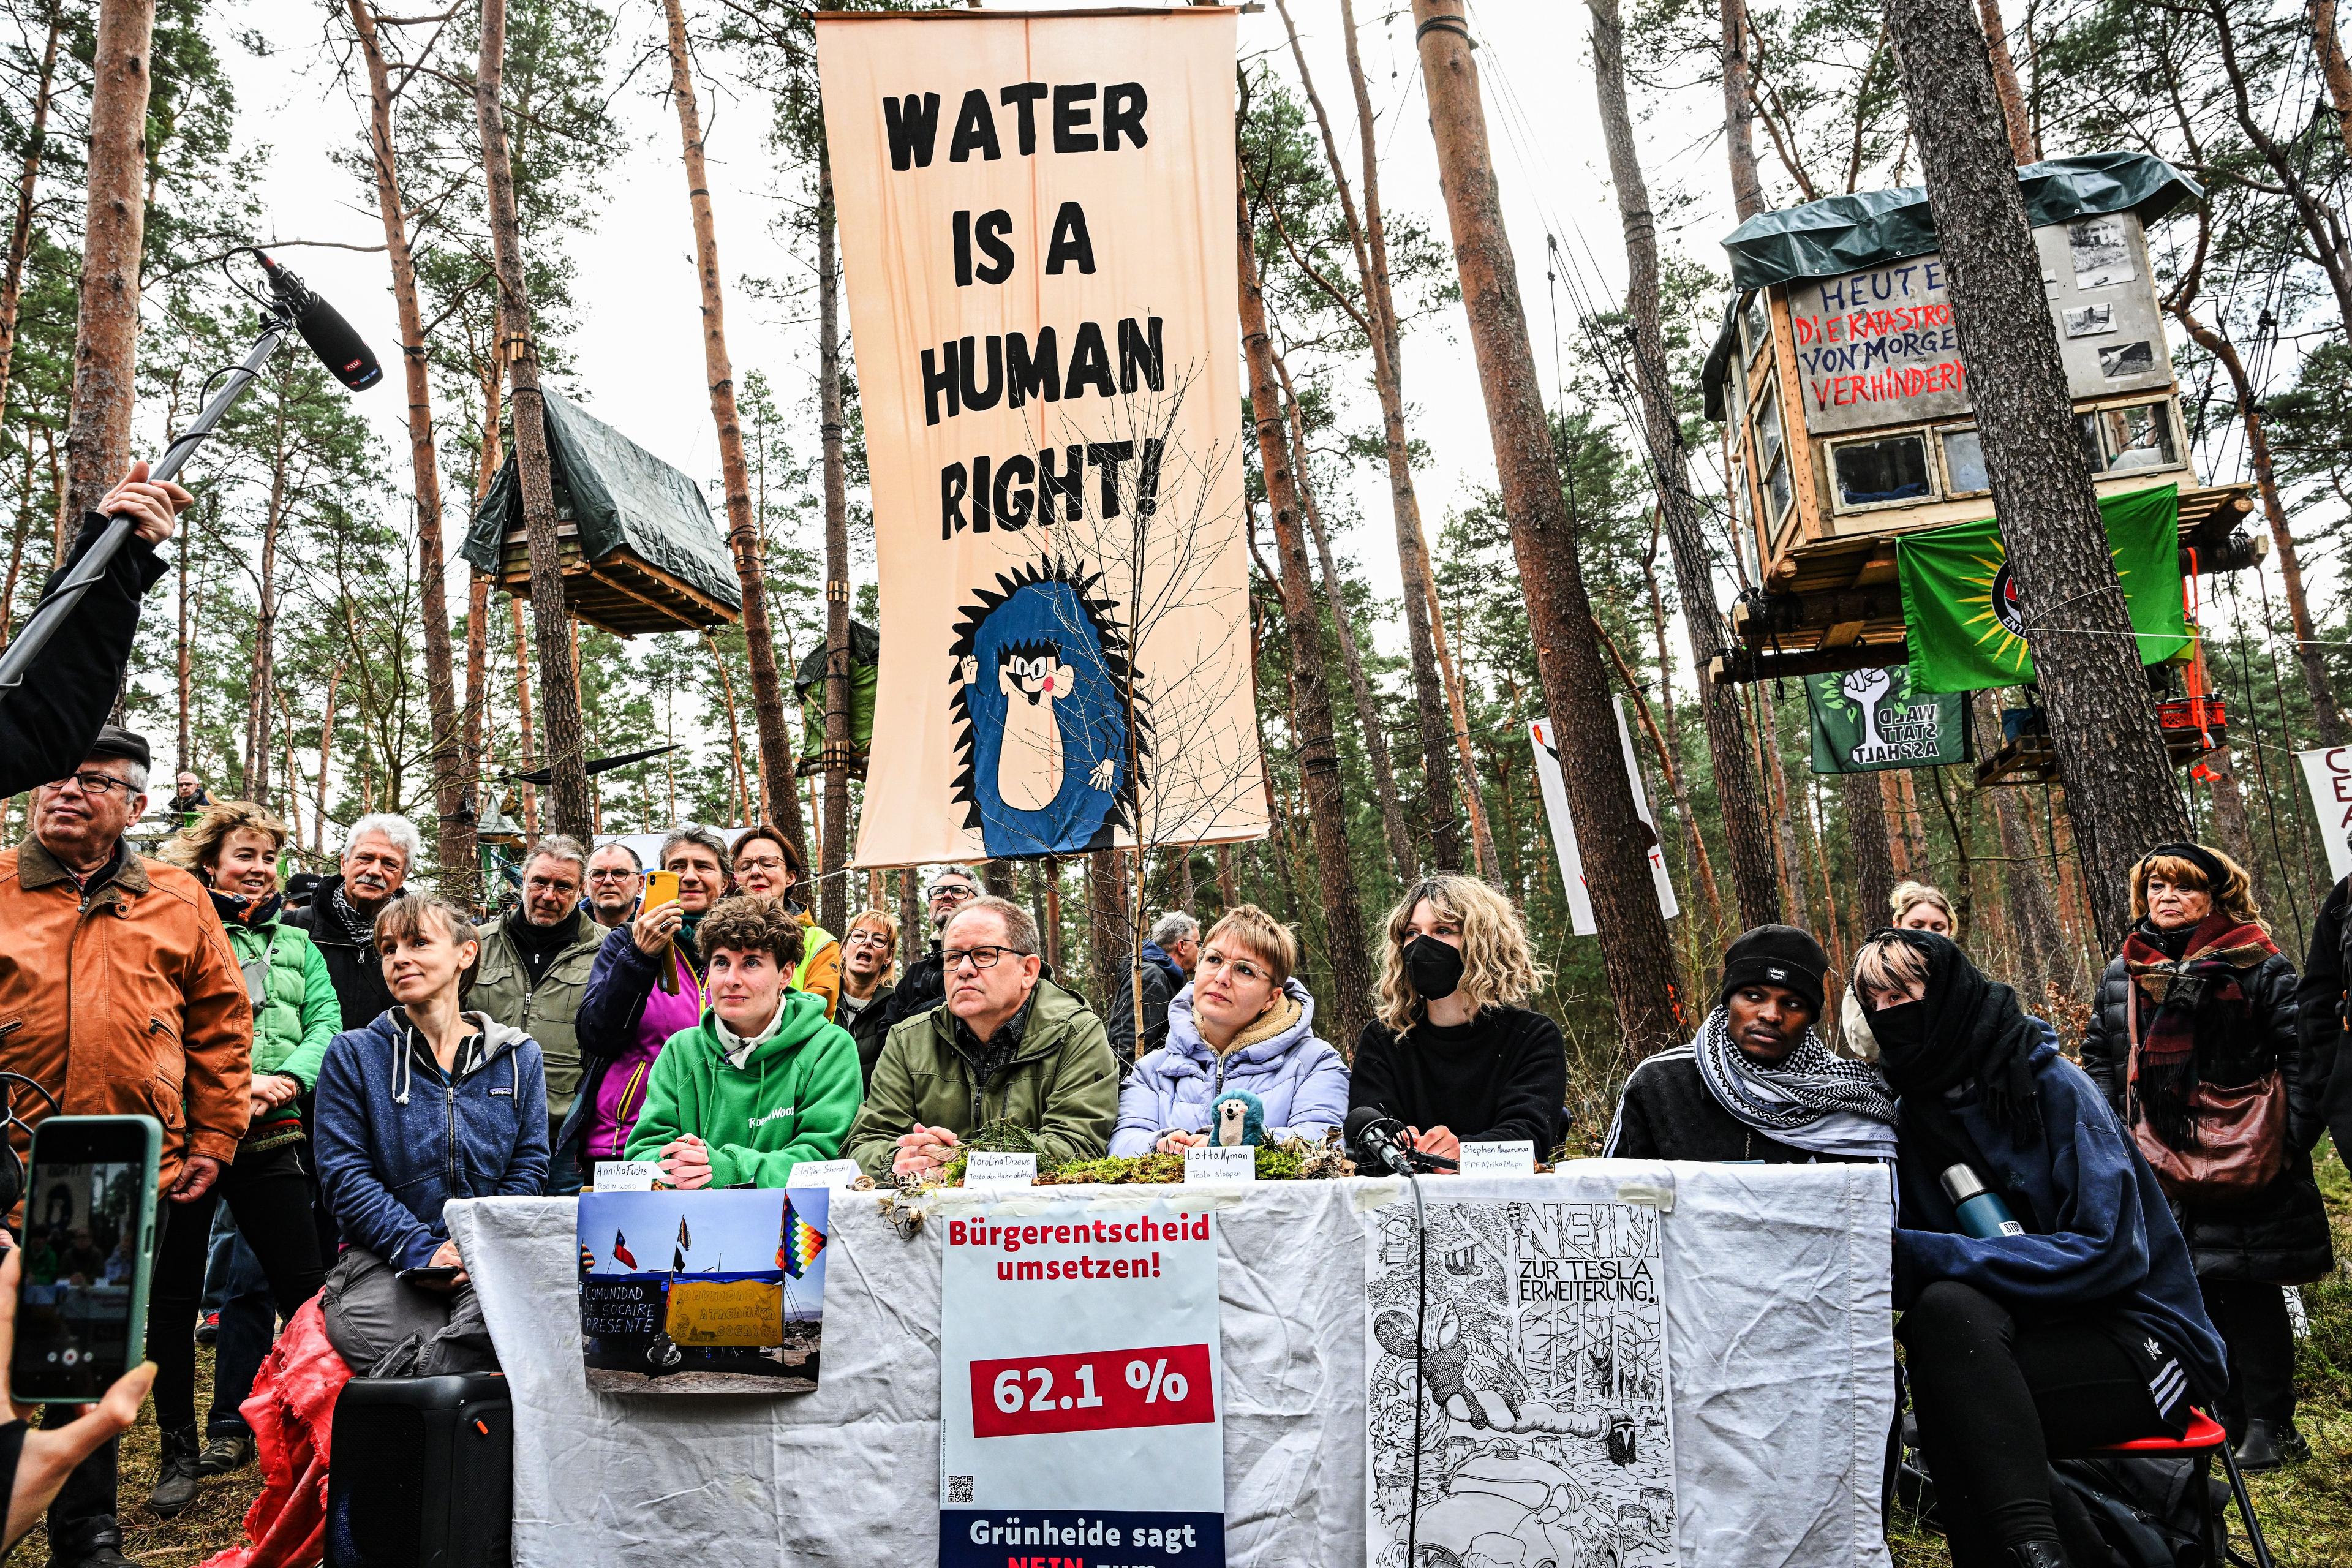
[1088,847,1132,1012]
[2314,0,2352,159]
[1720,0,1767,217]
[1977,0,2038,162]
[245,391,288,804]
[983,861,1017,899]
[703,630,752,826]
[1888,0,2192,947]
[478,0,590,843]
[352,0,469,892]
[0,12,59,428]
[1241,185,1376,1050]
[1760,684,1812,929]
[817,149,851,932]
[510,595,538,839]
[1972,695,2077,1001]
[463,379,501,824]
[1592,0,1781,930]
[64,0,154,519]
[1270,345,1414,874]
[1414,0,1686,1053]
[2196,744,2260,888]
[660,0,804,858]
[1843,771,1895,944]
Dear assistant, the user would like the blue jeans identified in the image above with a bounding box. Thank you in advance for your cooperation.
[199,1204,238,1315]
[207,1230,274,1438]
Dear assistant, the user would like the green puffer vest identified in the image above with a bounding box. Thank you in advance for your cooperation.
[227,920,326,1144]
[472,907,607,1116]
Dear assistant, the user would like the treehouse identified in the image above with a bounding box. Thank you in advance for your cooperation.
[462,388,744,636]
[1700,153,2264,739]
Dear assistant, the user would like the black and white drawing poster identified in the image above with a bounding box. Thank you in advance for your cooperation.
[1366,1199,1677,1568]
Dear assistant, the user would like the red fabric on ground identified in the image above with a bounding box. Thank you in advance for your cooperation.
[198,1297,350,1568]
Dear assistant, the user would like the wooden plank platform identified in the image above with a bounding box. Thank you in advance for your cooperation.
[488,522,741,636]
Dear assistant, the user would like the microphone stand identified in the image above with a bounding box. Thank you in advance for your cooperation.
[0,300,295,692]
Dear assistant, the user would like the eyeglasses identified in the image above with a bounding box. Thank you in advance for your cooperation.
[1198,950,1270,986]
[42,771,135,798]
[587,868,639,882]
[736,854,787,873]
[844,929,894,949]
[942,944,1023,971]
[927,882,976,904]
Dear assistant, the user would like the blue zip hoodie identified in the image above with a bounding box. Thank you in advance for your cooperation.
[314,1007,551,1270]
[1894,1030,2228,1404]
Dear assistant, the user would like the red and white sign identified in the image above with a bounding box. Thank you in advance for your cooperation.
[2297,747,2352,884]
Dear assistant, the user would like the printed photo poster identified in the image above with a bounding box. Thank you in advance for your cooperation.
[576,1188,828,1394]
[1531,703,1679,937]
[937,1201,1224,1568]
[1365,1199,1676,1568]
[817,9,1265,868]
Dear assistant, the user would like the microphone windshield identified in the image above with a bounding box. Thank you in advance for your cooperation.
[255,251,382,392]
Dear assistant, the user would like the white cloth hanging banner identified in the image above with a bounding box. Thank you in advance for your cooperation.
[816,7,1264,867]
[1531,701,1680,937]
[2296,747,2352,884]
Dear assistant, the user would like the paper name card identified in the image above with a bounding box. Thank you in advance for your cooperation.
[786,1159,863,1189]
[595,1160,663,1191]
[1185,1144,1256,1183]
[1458,1140,1537,1176]
[962,1151,1037,1188]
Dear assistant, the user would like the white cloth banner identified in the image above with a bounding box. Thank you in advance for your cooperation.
[1531,703,1680,936]
[449,1163,1893,1568]
[2296,746,2352,884]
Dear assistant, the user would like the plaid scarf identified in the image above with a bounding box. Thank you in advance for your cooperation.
[1692,1004,1898,1133]
[2121,912,2277,1150]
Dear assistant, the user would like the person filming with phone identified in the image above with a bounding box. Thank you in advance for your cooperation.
[0,723,251,1568]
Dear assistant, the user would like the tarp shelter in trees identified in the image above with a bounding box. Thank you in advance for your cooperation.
[793,620,878,778]
[462,389,743,636]
[1700,153,2263,688]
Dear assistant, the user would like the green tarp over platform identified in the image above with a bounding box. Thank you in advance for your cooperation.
[794,619,880,767]
[461,388,742,619]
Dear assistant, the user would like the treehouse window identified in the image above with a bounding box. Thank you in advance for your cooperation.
[1752,379,1792,524]
[1741,291,1770,365]
[1829,432,1936,511]
[2093,401,2180,473]
[1939,427,1989,496]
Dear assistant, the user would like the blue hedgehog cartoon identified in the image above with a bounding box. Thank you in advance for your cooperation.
[1210,1090,1267,1148]
[949,557,1150,858]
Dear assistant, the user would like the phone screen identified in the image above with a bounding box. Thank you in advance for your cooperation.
[13,1118,159,1401]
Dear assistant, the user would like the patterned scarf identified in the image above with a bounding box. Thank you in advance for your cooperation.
[1692,1005,1899,1137]
[2122,911,2277,1150]
[208,886,284,930]
[326,881,377,947]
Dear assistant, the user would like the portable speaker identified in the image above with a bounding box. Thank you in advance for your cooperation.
[326,1373,513,1568]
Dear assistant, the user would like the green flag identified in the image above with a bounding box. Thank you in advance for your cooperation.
[1897,484,2187,694]
[1806,666,1969,773]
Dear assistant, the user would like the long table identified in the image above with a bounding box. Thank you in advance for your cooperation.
[448,1161,1895,1567]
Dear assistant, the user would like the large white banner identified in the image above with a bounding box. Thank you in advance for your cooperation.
[1531,701,1680,936]
[2297,746,2352,884]
[817,9,1264,867]
[938,1199,1224,1567]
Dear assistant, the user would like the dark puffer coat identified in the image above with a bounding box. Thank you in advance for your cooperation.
[2081,938,2332,1285]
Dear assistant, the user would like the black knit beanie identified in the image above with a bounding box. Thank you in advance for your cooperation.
[1717,924,1829,1019]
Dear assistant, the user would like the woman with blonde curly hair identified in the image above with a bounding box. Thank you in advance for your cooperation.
[1346,876,1564,1169]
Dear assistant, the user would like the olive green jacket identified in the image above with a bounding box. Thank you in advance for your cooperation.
[471,907,605,1115]
[846,978,1117,1180]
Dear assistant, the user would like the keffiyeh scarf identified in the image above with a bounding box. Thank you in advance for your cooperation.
[1692,1004,1901,1161]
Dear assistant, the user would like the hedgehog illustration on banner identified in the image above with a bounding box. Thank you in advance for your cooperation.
[949,557,1148,858]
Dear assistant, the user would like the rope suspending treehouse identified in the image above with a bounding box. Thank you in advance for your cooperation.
[1700,154,2264,784]
[462,388,743,636]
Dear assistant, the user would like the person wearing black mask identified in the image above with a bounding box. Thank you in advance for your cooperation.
[1605,926,1897,1164]
[1348,876,1566,1166]
[1852,929,2227,1568]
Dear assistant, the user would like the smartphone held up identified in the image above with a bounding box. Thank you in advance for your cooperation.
[11,1115,162,1404]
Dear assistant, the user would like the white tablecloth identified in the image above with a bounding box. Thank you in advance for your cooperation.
[447,1161,1894,1568]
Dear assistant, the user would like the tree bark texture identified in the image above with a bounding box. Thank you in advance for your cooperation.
[818,149,852,933]
[0,11,59,429]
[1088,847,1133,1013]
[2314,0,2352,160]
[65,0,154,519]
[660,0,806,867]
[1887,0,2192,948]
[1591,0,1781,931]
[1842,771,1896,945]
[1240,184,1375,1052]
[1270,344,1415,875]
[478,0,592,843]
[509,595,538,839]
[352,0,470,893]
[1976,0,2038,162]
[1413,0,1686,1054]
[1720,0,1767,218]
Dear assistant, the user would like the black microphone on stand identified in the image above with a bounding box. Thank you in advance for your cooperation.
[255,249,382,391]
[1344,1107,1458,1175]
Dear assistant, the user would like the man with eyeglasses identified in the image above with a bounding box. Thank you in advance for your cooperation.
[1106,910,1199,1065]
[472,837,608,1195]
[0,725,252,1568]
[838,912,900,1088]
[584,843,644,929]
[875,865,982,1033]
[846,895,1117,1183]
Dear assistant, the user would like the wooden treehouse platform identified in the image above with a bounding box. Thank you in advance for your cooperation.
[480,520,741,638]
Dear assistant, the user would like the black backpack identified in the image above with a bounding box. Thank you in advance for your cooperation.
[2049,1454,2228,1568]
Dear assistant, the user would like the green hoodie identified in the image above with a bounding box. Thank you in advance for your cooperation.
[624,989,862,1187]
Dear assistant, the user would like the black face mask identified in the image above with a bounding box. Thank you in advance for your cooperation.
[1404,935,1465,1003]
[1865,999,1928,1053]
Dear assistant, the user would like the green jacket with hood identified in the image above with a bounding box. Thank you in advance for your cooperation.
[227,919,341,1147]
[624,989,861,1187]
[846,977,1117,1180]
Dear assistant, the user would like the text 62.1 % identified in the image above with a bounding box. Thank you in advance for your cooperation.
[968,1343,1215,1438]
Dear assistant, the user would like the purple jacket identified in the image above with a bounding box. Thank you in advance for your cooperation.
[1110,978,1349,1156]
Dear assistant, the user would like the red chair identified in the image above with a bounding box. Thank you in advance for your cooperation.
[2097,1409,2274,1568]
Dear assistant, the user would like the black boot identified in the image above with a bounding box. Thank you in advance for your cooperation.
[2004,1542,2069,1568]
[146,1424,203,1517]
[2233,1417,2310,1472]
[45,1519,135,1568]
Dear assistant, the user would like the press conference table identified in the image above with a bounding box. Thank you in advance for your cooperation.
[448,1162,1895,1568]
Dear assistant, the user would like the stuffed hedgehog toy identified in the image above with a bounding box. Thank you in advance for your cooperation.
[1210,1090,1267,1147]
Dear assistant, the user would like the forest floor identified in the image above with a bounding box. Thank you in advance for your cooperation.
[28,1147,2352,1566]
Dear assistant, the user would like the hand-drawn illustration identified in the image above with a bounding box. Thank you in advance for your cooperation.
[1366,1200,1675,1567]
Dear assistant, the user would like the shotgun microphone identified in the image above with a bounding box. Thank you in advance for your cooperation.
[254,249,382,392]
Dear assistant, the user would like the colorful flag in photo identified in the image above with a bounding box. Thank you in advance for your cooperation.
[1896,483,2186,694]
[673,1215,692,1273]
[778,1196,826,1278]
[611,1229,637,1271]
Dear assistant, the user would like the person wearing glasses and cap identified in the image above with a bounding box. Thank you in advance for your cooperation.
[873,866,982,1032]
[845,895,1117,1182]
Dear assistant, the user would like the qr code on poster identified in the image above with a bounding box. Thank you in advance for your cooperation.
[947,1476,974,1504]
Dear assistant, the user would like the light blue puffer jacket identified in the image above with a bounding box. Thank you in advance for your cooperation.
[1109,978,1349,1156]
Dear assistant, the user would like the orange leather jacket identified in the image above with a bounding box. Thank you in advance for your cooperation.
[0,837,253,1192]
